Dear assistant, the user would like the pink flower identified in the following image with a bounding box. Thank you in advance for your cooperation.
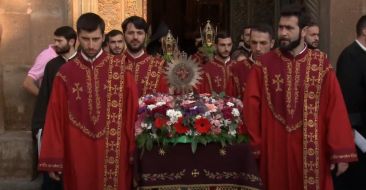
[205,103,217,112]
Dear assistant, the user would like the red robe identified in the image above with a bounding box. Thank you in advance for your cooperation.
[39,52,138,190]
[231,59,254,98]
[199,57,235,95]
[122,51,168,97]
[191,52,207,65]
[244,48,357,190]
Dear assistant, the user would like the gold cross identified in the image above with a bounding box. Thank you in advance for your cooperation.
[309,76,318,86]
[308,104,316,114]
[110,113,118,123]
[307,132,315,142]
[307,161,316,171]
[272,74,284,92]
[106,169,115,178]
[214,76,222,88]
[191,169,200,178]
[72,83,83,100]
[110,85,120,95]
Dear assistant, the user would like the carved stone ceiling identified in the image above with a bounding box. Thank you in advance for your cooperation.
[71,0,147,32]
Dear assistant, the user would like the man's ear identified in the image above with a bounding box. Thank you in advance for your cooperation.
[270,39,275,49]
[69,39,76,47]
[301,26,309,38]
[362,28,366,36]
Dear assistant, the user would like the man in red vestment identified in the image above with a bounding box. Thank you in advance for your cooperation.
[231,23,275,98]
[121,16,168,97]
[244,4,358,190]
[38,13,138,190]
[199,32,235,95]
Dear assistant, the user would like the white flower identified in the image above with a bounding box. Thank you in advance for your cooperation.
[186,130,193,136]
[228,129,237,136]
[226,102,234,107]
[195,115,202,119]
[147,123,152,130]
[223,119,232,126]
[147,104,157,110]
[166,109,183,124]
[232,108,240,117]
[156,101,165,106]
[141,122,148,129]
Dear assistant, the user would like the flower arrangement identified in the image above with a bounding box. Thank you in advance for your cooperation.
[135,93,248,153]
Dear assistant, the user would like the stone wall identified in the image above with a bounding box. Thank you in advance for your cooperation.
[328,0,366,65]
[0,0,68,182]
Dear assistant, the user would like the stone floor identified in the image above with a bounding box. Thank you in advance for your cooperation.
[0,176,41,190]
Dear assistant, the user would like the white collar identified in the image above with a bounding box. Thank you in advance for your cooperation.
[215,56,230,64]
[62,51,77,61]
[81,49,103,62]
[127,50,145,59]
[355,39,366,52]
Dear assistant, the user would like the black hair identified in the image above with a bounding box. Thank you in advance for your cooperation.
[54,26,77,42]
[121,16,148,33]
[280,3,311,30]
[356,15,366,36]
[76,12,105,34]
[215,31,231,44]
[106,30,123,42]
[251,23,274,40]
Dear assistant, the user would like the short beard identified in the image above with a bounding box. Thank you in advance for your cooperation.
[217,52,230,60]
[126,43,144,53]
[279,33,301,52]
[307,43,318,49]
[56,45,70,55]
[110,49,122,55]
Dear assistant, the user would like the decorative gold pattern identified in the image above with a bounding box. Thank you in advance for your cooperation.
[203,170,262,184]
[103,57,126,189]
[72,83,83,100]
[272,74,283,92]
[302,50,328,190]
[137,184,260,190]
[159,148,166,156]
[71,59,104,125]
[262,66,303,132]
[331,153,358,160]
[125,55,165,97]
[68,112,106,138]
[141,170,186,181]
[71,0,147,32]
[219,148,227,156]
[192,169,200,178]
[56,72,67,82]
[38,162,63,169]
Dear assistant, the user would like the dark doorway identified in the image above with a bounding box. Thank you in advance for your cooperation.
[147,0,230,55]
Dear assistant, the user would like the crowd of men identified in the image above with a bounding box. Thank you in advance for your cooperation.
[22,2,366,190]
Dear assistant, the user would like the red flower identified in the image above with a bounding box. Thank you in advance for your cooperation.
[151,105,169,116]
[154,117,168,129]
[174,117,189,134]
[194,117,211,134]
[222,107,234,120]
[144,99,156,105]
